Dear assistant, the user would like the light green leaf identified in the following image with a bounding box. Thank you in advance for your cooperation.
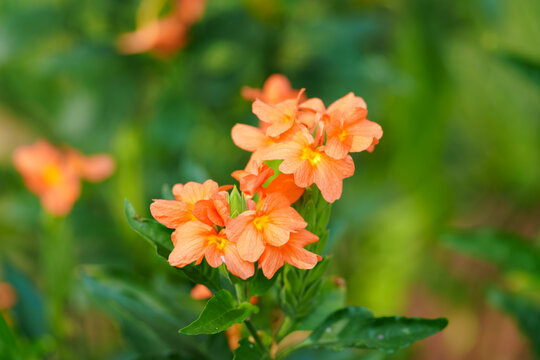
[299,306,447,353]
[180,290,258,335]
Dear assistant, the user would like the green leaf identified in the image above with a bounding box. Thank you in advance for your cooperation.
[300,307,447,353]
[180,290,258,335]
[487,287,540,356]
[247,268,279,297]
[440,229,540,275]
[124,198,173,259]
[82,272,209,358]
[233,339,266,360]
[0,313,22,360]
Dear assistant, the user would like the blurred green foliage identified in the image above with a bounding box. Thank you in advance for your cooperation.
[1,0,540,358]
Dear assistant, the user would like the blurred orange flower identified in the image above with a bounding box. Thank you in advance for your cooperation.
[190,284,212,300]
[0,282,17,310]
[13,140,115,216]
[117,0,206,56]
[241,74,302,105]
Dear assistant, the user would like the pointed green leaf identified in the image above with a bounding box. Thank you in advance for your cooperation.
[302,306,447,353]
[232,339,266,360]
[124,198,173,259]
[180,290,258,335]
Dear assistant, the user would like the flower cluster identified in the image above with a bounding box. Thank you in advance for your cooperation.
[233,76,383,203]
[13,140,115,216]
[151,75,382,280]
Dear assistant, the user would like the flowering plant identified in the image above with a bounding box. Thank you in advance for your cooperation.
[125,76,447,359]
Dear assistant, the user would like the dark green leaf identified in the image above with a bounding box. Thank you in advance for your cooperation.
[247,268,279,297]
[302,306,447,353]
[440,229,540,275]
[124,198,173,259]
[3,262,48,339]
[180,290,258,335]
[488,287,540,356]
[232,339,266,360]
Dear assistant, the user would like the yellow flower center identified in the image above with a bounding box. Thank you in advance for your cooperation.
[42,163,62,185]
[300,147,323,166]
[253,215,270,231]
[338,129,348,141]
[207,234,227,251]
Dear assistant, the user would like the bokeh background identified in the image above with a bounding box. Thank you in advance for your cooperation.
[1,0,539,359]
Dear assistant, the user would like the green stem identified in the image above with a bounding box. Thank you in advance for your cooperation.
[234,283,246,302]
[244,319,267,353]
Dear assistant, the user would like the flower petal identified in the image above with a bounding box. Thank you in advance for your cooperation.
[150,199,193,228]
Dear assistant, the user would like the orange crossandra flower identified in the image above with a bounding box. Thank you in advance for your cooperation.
[117,0,206,56]
[241,74,302,105]
[259,229,320,278]
[13,140,115,216]
[232,163,275,198]
[226,194,307,262]
[261,129,354,203]
[232,163,304,205]
[190,284,213,300]
[231,122,304,167]
[252,89,305,138]
[169,221,254,279]
[151,180,224,228]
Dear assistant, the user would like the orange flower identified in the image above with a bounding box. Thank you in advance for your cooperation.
[225,323,243,351]
[0,282,17,310]
[226,194,307,262]
[190,284,213,300]
[252,89,305,138]
[325,93,382,158]
[169,221,254,279]
[259,229,320,278]
[13,140,114,216]
[241,74,302,105]
[117,0,206,56]
[231,122,304,168]
[261,129,354,203]
[192,190,230,227]
[264,174,304,204]
[232,163,304,205]
[232,163,275,198]
[151,180,220,228]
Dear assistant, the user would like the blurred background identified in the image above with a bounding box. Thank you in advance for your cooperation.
[1,0,539,359]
